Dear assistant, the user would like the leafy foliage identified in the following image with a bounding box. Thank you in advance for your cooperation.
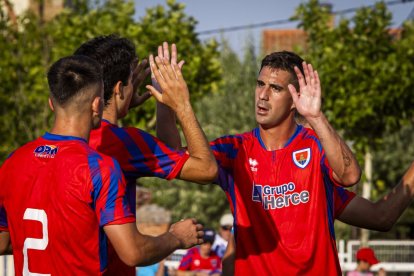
[0,0,221,159]
[295,0,414,239]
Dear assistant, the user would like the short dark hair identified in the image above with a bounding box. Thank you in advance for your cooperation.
[260,51,305,89]
[47,55,102,106]
[73,34,136,106]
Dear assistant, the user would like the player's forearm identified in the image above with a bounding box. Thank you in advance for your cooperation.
[175,102,217,183]
[130,232,181,266]
[339,163,414,231]
[156,102,182,150]
[307,113,361,186]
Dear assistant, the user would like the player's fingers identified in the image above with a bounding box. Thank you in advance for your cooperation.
[149,55,166,85]
[195,223,203,231]
[197,238,203,245]
[197,230,204,238]
[302,61,311,85]
[155,56,175,81]
[172,63,184,81]
[163,41,170,61]
[178,60,185,70]
[314,70,321,97]
[133,67,151,87]
[294,66,306,89]
[158,45,163,58]
[288,84,299,103]
[171,43,178,65]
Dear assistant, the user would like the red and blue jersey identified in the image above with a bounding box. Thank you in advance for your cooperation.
[89,120,189,275]
[178,247,222,273]
[211,125,354,275]
[0,132,135,275]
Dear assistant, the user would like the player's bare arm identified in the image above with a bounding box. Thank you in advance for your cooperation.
[146,44,218,184]
[339,160,414,231]
[104,218,203,267]
[155,42,184,150]
[128,58,151,109]
[0,231,11,255]
[288,62,361,187]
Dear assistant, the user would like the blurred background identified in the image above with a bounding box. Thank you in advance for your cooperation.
[1,0,414,274]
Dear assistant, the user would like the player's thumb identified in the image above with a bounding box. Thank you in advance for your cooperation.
[146,85,163,103]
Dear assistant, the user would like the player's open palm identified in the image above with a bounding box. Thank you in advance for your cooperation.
[129,58,151,109]
[169,218,204,249]
[146,43,189,113]
[288,62,322,119]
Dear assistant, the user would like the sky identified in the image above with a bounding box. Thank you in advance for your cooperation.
[134,0,414,55]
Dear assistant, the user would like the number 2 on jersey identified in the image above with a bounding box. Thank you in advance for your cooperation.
[23,208,50,276]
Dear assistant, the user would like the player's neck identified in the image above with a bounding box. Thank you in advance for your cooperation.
[50,115,92,142]
[259,119,297,151]
[102,102,118,125]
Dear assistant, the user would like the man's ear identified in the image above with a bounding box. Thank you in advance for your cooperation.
[114,81,124,99]
[48,98,55,111]
[91,96,102,117]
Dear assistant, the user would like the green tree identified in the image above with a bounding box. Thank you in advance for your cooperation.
[0,0,221,159]
[294,0,414,240]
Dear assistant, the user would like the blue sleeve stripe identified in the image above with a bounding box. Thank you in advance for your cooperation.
[336,186,349,203]
[111,127,172,178]
[0,206,8,228]
[88,152,103,210]
[141,129,176,173]
[302,133,323,153]
[87,151,107,272]
[211,143,239,159]
[322,163,336,240]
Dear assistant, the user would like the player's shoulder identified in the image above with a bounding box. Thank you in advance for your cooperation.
[212,130,253,145]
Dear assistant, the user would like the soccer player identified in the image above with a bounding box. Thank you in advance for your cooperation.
[157,50,362,275]
[0,55,203,275]
[73,36,217,275]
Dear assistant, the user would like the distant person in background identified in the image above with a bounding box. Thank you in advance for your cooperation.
[212,213,233,258]
[347,247,381,276]
[177,228,221,276]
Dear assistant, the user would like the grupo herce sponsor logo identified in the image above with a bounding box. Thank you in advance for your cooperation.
[34,145,58,158]
[252,182,310,210]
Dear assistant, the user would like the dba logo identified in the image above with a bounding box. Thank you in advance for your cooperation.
[34,145,58,158]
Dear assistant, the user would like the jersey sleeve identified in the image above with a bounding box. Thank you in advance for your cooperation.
[113,127,189,180]
[178,248,195,271]
[89,153,135,226]
[210,135,242,171]
[333,186,356,218]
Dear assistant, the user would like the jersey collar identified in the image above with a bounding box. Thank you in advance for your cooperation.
[254,124,303,150]
[42,132,87,143]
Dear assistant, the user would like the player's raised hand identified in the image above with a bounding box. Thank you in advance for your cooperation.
[151,42,185,93]
[129,58,151,109]
[288,61,322,120]
[146,47,190,112]
[169,218,204,249]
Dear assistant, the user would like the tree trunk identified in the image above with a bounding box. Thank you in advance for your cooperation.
[360,148,372,246]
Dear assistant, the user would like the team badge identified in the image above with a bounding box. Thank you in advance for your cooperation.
[249,158,258,172]
[292,148,311,169]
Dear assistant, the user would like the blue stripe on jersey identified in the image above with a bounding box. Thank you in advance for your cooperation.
[42,132,87,143]
[110,127,170,178]
[284,125,302,147]
[216,167,237,240]
[321,155,336,240]
[335,186,349,203]
[141,130,177,173]
[211,143,239,160]
[0,206,8,228]
[87,152,107,272]
[302,133,323,153]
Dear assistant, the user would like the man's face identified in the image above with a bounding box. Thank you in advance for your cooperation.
[255,67,295,129]
[219,225,232,241]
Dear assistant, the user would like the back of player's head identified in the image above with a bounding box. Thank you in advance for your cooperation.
[47,55,102,107]
[260,51,305,90]
[73,34,136,106]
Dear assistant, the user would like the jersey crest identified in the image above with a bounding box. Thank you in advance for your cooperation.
[292,148,311,169]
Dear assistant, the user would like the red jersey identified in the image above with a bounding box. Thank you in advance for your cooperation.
[178,247,221,273]
[211,125,355,275]
[0,132,135,275]
[89,120,189,275]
